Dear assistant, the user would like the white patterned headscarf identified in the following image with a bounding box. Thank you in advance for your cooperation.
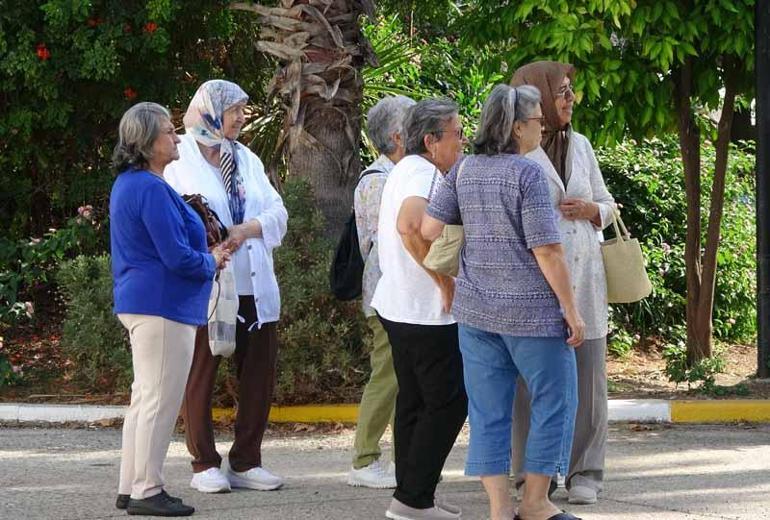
[184,80,249,224]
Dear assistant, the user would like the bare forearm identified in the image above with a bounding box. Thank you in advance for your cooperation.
[401,231,453,289]
[533,246,577,314]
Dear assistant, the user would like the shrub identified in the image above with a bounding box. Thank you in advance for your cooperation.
[272,178,369,404]
[57,254,131,390]
[597,136,756,345]
[0,208,105,328]
[1,1,264,240]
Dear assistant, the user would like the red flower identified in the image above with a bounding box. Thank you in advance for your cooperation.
[124,87,137,100]
[87,17,101,27]
[123,23,133,33]
[143,22,158,33]
[36,43,50,61]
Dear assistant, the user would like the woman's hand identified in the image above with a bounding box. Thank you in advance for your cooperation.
[211,244,231,270]
[563,306,585,347]
[559,198,599,222]
[224,224,248,252]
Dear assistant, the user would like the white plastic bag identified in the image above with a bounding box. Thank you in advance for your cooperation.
[207,264,238,357]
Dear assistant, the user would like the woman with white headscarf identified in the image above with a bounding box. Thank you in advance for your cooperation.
[164,80,288,494]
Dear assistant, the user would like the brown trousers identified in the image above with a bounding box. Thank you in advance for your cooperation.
[181,296,279,473]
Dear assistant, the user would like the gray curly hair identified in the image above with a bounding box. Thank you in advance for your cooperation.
[366,95,416,155]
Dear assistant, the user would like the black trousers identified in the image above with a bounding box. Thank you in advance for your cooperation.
[378,315,468,509]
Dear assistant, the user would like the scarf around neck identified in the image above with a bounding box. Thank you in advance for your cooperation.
[183,80,249,224]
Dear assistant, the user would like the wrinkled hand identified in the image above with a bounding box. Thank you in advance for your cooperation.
[211,244,231,270]
[564,307,585,347]
[223,224,248,253]
[559,198,599,221]
[440,277,455,314]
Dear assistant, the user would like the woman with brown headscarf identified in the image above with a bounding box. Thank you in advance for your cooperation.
[509,61,616,508]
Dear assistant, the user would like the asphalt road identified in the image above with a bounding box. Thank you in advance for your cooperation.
[0,423,768,519]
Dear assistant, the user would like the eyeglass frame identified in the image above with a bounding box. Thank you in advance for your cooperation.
[554,84,575,99]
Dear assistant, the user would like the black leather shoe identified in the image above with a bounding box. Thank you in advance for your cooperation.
[116,494,130,510]
[127,491,194,516]
[117,490,182,510]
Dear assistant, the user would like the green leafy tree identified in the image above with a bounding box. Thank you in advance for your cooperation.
[458,0,755,364]
[0,0,261,239]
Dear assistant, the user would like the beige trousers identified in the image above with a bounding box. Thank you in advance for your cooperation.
[511,336,608,492]
[117,314,196,499]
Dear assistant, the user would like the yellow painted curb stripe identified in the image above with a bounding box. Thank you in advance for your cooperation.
[209,400,770,424]
[212,404,359,424]
[671,400,770,423]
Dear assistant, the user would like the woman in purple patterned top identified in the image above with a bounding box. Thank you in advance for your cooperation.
[422,84,585,520]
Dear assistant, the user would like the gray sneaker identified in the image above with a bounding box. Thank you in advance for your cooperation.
[385,498,461,519]
[567,485,598,505]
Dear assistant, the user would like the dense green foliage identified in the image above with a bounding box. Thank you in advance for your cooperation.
[599,137,756,347]
[455,0,755,145]
[57,254,131,389]
[0,208,104,328]
[272,178,369,403]
[0,0,263,239]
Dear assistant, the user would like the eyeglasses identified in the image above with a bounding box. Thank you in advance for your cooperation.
[527,116,546,126]
[434,127,465,140]
[555,84,574,98]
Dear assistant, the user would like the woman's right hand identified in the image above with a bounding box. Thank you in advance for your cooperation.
[564,307,585,347]
[211,244,231,270]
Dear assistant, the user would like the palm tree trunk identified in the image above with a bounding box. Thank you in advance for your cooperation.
[231,0,377,234]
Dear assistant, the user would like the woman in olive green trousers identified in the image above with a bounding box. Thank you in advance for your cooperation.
[347,95,415,489]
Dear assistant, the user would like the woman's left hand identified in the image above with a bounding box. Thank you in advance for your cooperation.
[559,198,599,222]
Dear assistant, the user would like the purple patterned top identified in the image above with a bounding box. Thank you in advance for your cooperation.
[427,153,566,337]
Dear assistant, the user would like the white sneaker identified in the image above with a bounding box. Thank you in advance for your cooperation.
[190,467,231,493]
[347,459,397,489]
[227,466,283,491]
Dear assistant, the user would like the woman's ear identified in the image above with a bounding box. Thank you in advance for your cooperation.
[512,121,523,139]
[423,133,435,157]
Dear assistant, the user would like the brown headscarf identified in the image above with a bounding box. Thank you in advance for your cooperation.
[510,61,576,185]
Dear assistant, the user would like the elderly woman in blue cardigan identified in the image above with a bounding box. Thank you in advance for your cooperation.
[110,102,230,517]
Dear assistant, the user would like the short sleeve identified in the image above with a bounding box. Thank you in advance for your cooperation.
[520,163,561,250]
[400,164,435,200]
[426,159,462,225]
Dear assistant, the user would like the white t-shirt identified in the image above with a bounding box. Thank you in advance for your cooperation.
[370,154,455,326]
[202,162,252,295]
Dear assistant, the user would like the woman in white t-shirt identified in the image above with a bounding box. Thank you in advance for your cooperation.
[371,98,468,520]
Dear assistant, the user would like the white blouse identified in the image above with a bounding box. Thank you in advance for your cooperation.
[526,133,616,339]
[164,134,288,329]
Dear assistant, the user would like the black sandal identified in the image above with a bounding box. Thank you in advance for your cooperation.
[514,512,582,520]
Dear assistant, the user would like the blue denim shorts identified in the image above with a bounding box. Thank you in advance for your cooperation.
[458,324,577,477]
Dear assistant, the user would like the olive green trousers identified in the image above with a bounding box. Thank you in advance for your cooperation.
[352,316,398,469]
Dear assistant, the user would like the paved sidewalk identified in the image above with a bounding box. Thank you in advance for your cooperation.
[0,423,768,519]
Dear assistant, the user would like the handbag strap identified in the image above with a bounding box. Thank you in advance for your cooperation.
[610,209,631,241]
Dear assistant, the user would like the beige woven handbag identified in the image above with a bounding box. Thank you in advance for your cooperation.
[423,225,465,277]
[422,159,467,277]
[600,210,652,303]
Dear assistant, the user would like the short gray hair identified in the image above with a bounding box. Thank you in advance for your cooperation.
[403,98,459,155]
[366,95,416,155]
[473,84,541,155]
[112,102,171,173]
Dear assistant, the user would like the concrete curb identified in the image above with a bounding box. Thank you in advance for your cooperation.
[1,399,769,425]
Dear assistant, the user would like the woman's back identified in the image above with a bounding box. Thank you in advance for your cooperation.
[427,153,565,338]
